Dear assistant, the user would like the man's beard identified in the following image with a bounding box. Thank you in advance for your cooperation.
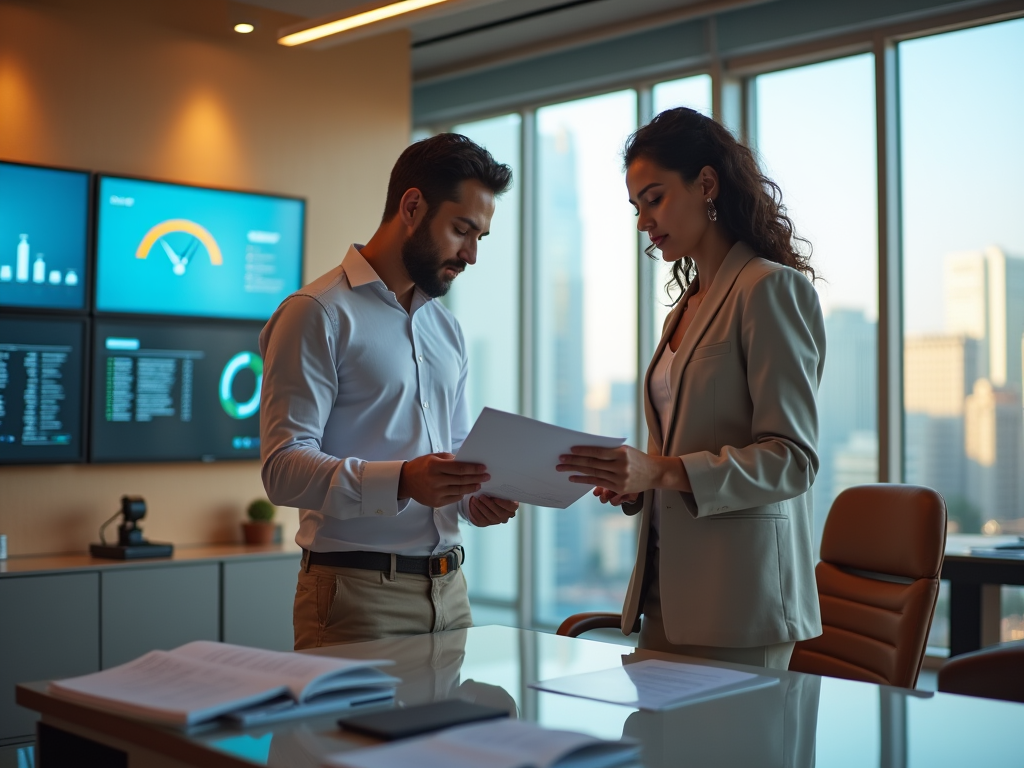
[401,218,463,299]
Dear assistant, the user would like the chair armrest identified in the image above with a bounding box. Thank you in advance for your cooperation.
[557,612,624,638]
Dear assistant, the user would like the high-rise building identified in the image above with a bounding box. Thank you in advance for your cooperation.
[537,128,589,604]
[538,128,586,433]
[944,246,1024,390]
[813,308,876,552]
[832,431,878,498]
[965,379,1024,522]
[904,335,980,507]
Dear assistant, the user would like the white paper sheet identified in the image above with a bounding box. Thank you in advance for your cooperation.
[530,659,779,711]
[454,408,626,509]
[325,719,640,768]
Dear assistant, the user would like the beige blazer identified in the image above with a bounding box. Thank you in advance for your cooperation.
[621,241,825,648]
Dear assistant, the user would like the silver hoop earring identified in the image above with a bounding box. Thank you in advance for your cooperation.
[706,197,718,222]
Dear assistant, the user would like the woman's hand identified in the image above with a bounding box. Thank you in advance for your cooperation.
[556,445,692,496]
[593,488,639,507]
[556,445,658,495]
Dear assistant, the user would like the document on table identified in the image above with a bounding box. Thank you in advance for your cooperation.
[326,719,640,768]
[454,408,626,509]
[530,660,779,711]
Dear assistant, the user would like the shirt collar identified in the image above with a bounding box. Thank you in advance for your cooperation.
[341,244,433,315]
[341,245,384,289]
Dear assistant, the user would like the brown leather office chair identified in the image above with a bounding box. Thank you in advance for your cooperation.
[560,484,946,692]
[937,640,1024,703]
[789,484,947,689]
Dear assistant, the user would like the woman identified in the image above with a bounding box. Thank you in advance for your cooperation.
[556,108,824,670]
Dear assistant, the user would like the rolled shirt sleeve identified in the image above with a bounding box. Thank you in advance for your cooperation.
[681,268,825,517]
[259,294,409,520]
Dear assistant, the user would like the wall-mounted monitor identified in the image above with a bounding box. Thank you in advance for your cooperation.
[0,317,87,464]
[0,161,90,312]
[90,319,263,462]
[95,176,304,321]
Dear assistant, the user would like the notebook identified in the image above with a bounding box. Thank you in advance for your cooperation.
[48,640,398,728]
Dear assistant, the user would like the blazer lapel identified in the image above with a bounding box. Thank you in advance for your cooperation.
[662,242,758,452]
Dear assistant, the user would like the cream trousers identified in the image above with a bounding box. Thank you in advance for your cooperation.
[293,555,473,650]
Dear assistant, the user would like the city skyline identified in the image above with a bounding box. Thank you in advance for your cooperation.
[905,246,1024,531]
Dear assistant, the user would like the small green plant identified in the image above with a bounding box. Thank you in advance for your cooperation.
[247,498,276,523]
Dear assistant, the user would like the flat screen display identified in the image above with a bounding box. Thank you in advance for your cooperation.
[95,176,304,320]
[91,320,263,462]
[0,317,86,463]
[0,162,90,311]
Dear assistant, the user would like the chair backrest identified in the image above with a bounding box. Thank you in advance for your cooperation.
[789,484,947,689]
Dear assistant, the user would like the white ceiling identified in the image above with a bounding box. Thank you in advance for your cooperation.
[239,0,754,80]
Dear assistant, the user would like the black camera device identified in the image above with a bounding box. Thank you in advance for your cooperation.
[89,496,174,560]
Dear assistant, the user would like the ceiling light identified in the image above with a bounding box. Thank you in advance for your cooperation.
[278,0,451,47]
[234,22,255,34]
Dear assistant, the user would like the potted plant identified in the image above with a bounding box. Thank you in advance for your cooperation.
[242,498,280,545]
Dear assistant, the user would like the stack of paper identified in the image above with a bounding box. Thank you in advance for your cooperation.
[326,719,639,768]
[49,641,398,728]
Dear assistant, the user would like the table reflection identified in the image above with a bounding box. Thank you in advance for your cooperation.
[622,671,819,767]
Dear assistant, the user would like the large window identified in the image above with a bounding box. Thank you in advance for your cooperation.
[422,10,1024,644]
[754,54,879,554]
[899,17,1024,647]
[534,91,639,625]
[445,114,522,621]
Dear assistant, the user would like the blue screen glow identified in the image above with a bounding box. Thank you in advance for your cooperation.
[95,177,304,320]
[0,162,90,311]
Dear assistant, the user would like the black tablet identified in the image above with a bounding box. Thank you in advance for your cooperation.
[337,699,509,741]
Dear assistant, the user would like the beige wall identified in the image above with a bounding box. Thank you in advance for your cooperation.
[0,0,411,556]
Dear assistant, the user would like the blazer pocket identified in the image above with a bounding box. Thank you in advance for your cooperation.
[690,340,731,361]
[709,512,787,520]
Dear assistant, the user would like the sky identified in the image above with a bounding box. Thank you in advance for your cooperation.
[898,17,1024,335]
[755,54,879,322]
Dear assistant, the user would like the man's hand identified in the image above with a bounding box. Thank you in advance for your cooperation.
[398,453,489,508]
[468,495,519,527]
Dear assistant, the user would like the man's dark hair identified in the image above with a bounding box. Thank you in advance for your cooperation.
[381,133,513,223]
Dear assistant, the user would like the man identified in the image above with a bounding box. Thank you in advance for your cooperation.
[259,134,519,649]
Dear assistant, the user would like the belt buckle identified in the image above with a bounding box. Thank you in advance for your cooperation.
[428,550,456,578]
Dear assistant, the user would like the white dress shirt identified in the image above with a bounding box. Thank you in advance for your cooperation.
[259,245,473,556]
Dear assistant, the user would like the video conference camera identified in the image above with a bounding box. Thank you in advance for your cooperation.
[89,495,173,560]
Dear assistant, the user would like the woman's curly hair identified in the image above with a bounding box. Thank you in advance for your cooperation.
[624,107,815,303]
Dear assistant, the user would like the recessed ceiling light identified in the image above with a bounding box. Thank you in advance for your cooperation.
[278,0,451,47]
[234,22,255,34]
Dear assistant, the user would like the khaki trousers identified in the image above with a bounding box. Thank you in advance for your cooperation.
[293,554,473,650]
[639,548,795,670]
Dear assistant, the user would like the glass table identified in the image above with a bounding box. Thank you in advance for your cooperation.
[18,625,1024,767]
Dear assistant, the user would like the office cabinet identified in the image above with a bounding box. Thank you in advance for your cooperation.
[223,556,300,651]
[0,573,99,741]
[2,545,297,743]
[101,563,219,668]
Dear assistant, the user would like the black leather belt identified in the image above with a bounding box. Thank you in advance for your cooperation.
[305,547,464,577]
